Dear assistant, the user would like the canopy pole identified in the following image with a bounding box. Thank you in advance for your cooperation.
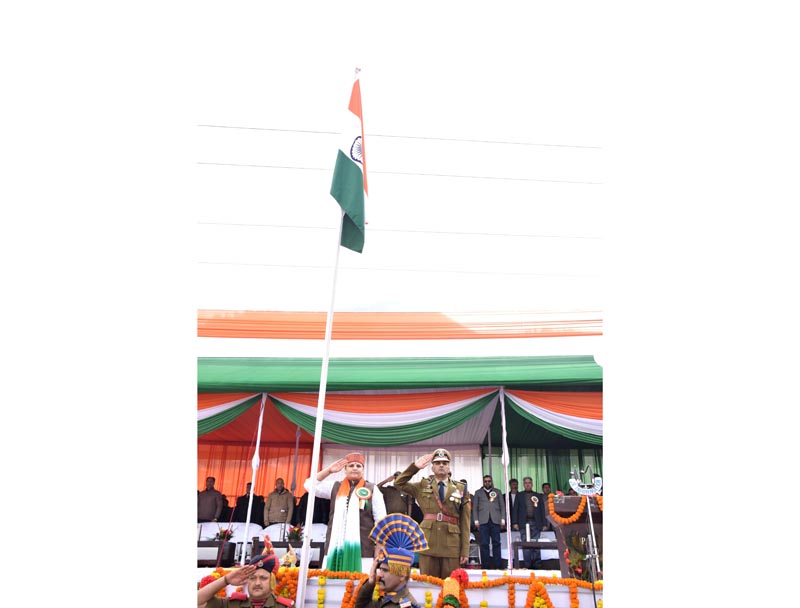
[295,208,344,608]
[240,393,267,564]
[486,425,492,476]
[290,425,301,495]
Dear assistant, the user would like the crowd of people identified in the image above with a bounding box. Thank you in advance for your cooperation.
[198,448,591,603]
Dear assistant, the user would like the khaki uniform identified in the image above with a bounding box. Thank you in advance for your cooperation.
[394,464,471,577]
[206,592,290,608]
[354,580,420,608]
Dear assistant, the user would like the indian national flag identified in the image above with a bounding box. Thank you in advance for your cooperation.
[330,68,367,253]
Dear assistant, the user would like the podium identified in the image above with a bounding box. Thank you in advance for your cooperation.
[545,495,603,579]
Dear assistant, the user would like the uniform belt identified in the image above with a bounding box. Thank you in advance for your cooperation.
[424,512,459,524]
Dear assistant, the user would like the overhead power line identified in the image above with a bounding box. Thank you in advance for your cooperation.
[197,221,601,241]
[197,124,601,150]
[197,162,601,185]
[197,260,600,279]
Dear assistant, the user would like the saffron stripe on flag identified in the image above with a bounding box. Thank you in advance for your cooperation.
[330,69,367,253]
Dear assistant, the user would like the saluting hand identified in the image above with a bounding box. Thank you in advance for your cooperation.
[329,458,348,473]
[367,553,380,584]
[226,564,257,585]
[415,453,433,469]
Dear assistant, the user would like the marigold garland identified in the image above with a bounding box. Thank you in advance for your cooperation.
[202,567,601,608]
[568,581,579,608]
[340,579,355,608]
[547,494,587,525]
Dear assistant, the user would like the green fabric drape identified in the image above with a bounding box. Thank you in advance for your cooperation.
[482,447,602,494]
[198,356,602,392]
[270,392,497,446]
[504,395,602,445]
[197,394,262,436]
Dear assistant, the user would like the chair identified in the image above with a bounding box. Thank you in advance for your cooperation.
[263,523,289,542]
[198,540,236,567]
[309,523,329,543]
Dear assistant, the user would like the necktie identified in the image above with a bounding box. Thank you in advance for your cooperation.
[439,481,445,502]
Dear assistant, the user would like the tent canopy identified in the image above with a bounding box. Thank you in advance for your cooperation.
[198,355,602,449]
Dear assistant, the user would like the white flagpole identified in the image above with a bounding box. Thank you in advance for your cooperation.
[240,393,267,564]
[499,388,514,570]
[295,208,344,608]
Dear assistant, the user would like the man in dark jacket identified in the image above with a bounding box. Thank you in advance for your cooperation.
[514,476,547,568]
[232,482,266,524]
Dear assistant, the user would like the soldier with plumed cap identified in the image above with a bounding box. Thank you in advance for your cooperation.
[198,536,295,607]
[355,513,429,608]
[394,448,471,578]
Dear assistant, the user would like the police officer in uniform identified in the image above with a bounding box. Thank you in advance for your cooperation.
[394,448,471,578]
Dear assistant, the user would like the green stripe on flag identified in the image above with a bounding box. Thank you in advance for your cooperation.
[330,149,365,253]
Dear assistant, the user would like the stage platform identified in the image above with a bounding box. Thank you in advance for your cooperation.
[197,566,603,608]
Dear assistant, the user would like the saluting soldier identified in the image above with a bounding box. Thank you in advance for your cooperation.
[394,448,471,578]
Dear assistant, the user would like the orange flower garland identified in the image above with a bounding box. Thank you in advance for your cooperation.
[202,567,601,608]
[568,580,579,608]
[547,494,587,525]
[340,579,355,608]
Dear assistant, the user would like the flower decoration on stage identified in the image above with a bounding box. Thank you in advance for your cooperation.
[450,569,469,587]
[199,567,232,598]
[281,544,299,567]
[563,532,593,581]
[287,524,304,543]
[215,525,235,541]
[441,574,461,608]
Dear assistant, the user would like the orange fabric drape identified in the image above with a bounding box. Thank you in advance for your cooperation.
[198,310,602,340]
[506,389,603,420]
[197,444,313,514]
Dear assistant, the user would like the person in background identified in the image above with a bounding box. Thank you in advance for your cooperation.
[377,471,414,516]
[394,448,471,578]
[377,471,424,524]
[293,491,330,525]
[233,481,265,523]
[304,452,387,573]
[541,482,553,531]
[198,476,224,523]
[507,478,520,529]
[264,478,294,534]
[514,476,547,569]
[472,474,506,569]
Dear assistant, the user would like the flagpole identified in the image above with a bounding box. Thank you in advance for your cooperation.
[295,208,345,608]
[499,388,514,570]
[239,393,267,564]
